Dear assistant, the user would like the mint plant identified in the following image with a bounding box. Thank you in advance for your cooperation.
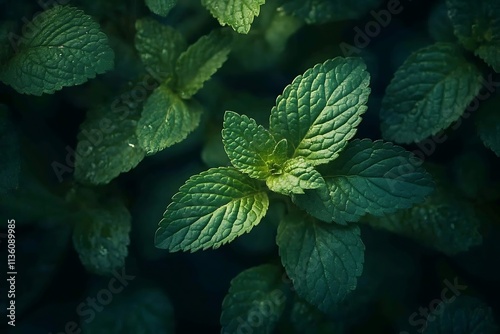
[155,57,434,329]
[380,0,500,156]
[1,0,499,332]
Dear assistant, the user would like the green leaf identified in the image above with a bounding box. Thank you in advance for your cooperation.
[293,139,434,224]
[201,0,266,34]
[270,57,370,166]
[221,264,288,334]
[145,0,177,17]
[82,285,175,334]
[266,157,324,195]
[0,5,114,95]
[423,296,498,334]
[447,0,500,72]
[136,84,202,155]
[222,111,278,179]
[135,18,186,83]
[72,198,131,275]
[277,213,365,313]
[0,106,20,194]
[155,167,269,252]
[74,102,146,185]
[476,94,500,156]
[175,28,232,99]
[282,0,382,24]
[380,42,483,144]
[365,184,483,255]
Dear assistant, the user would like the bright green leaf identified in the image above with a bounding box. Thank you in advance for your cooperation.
[266,157,324,195]
[0,5,114,95]
[72,198,131,275]
[175,28,232,99]
[293,139,434,224]
[82,285,175,334]
[277,213,364,313]
[270,57,370,166]
[221,264,287,334]
[447,0,500,72]
[145,0,177,17]
[135,18,186,83]
[0,106,20,194]
[282,0,382,24]
[365,184,483,255]
[201,0,266,34]
[74,103,146,185]
[423,296,498,333]
[155,167,269,252]
[476,94,500,156]
[380,42,483,143]
[222,111,278,179]
[136,84,202,155]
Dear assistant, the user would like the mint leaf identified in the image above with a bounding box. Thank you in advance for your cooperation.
[365,185,482,255]
[82,285,175,334]
[201,0,266,34]
[175,28,232,99]
[0,106,20,194]
[282,0,382,24]
[222,111,278,179]
[220,264,287,334]
[74,103,146,185]
[380,43,483,143]
[155,167,269,252]
[266,157,324,195]
[136,84,202,155]
[423,296,498,334]
[476,94,500,156]
[270,57,370,166]
[293,139,434,224]
[277,213,364,313]
[135,18,186,83]
[0,6,114,96]
[447,0,500,72]
[72,198,131,275]
[145,0,177,17]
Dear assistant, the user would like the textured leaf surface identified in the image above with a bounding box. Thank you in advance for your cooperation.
[0,6,114,95]
[270,57,370,165]
[447,0,500,72]
[175,29,232,99]
[221,264,287,334]
[135,18,186,83]
[201,0,266,34]
[222,111,278,179]
[293,139,434,224]
[145,0,177,17]
[365,185,483,255]
[476,94,500,156]
[277,214,364,313]
[74,103,146,185]
[282,0,382,24]
[380,43,482,143]
[155,167,269,252]
[72,199,131,275]
[423,296,498,334]
[136,84,202,154]
[266,157,324,195]
[0,106,20,194]
[83,286,175,334]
